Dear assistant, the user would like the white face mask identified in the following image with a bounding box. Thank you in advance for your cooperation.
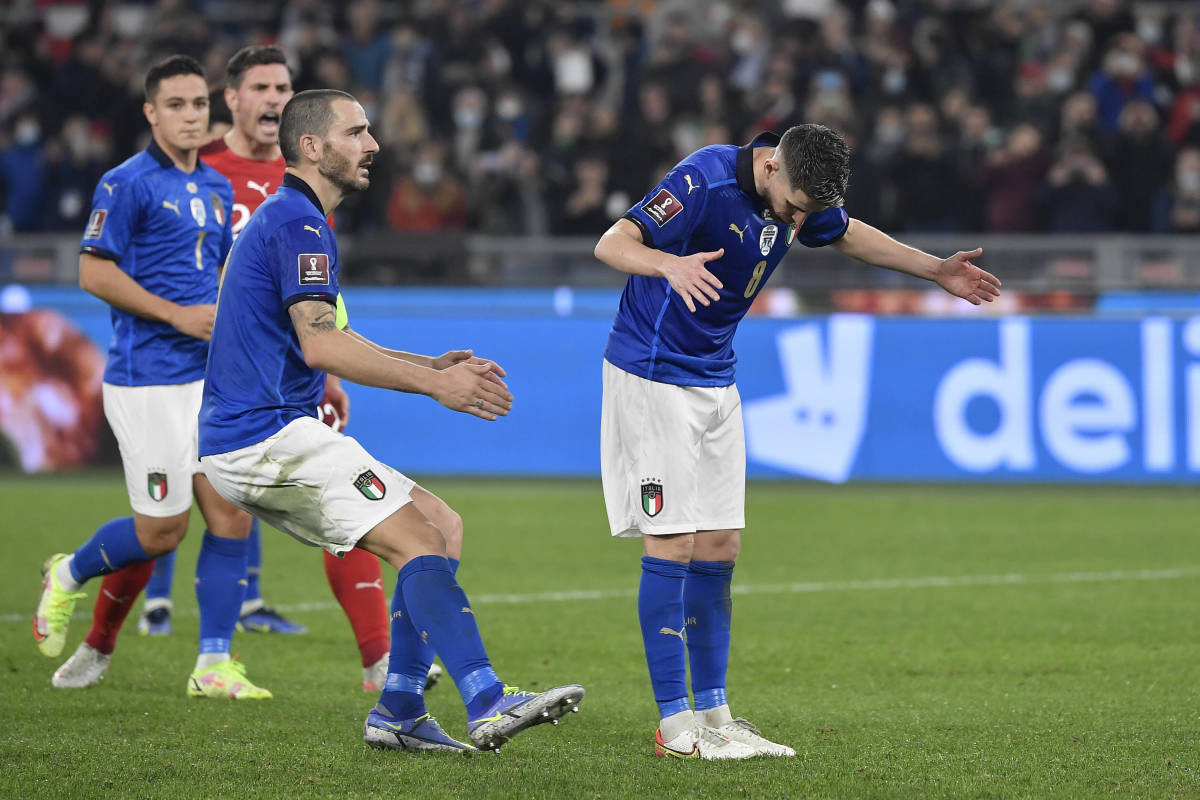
[15,120,40,145]
[496,98,522,120]
[876,124,904,146]
[454,108,484,130]
[1137,18,1162,46]
[731,28,755,54]
[1180,169,1200,195]
[413,162,442,185]
[1047,67,1073,93]
[882,67,906,95]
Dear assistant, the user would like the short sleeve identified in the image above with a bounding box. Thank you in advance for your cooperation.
[794,207,849,248]
[269,217,340,309]
[217,188,234,263]
[80,173,139,263]
[623,166,708,250]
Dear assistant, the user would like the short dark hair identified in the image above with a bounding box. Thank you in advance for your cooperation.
[777,123,850,209]
[279,89,356,166]
[225,45,290,88]
[144,55,205,102]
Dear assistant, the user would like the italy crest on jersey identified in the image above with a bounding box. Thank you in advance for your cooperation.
[148,472,168,502]
[355,469,386,500]
[209,192,225,227]
[641,480,663,517]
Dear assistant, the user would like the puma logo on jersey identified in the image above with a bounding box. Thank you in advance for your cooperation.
[162,200,180,215]
[659,626,685,641]
[355,579,383,591]
[461,607,474,615]
[103,182,118,195]
[304,224,322,238]
[729,223,748,243]
[247,179,270,198]
[684,174,699,194]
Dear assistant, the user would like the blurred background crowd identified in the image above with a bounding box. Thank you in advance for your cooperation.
[1,0,1200,239]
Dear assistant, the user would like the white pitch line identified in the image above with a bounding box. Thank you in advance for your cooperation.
[6,566,1200,625]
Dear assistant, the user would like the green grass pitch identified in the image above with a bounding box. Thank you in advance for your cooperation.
[2,473,1199,799]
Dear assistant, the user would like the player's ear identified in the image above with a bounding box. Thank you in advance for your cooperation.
[299,133,321,162]
[143,101,156,128]
[224,85,238,114]
[762,156,778,180]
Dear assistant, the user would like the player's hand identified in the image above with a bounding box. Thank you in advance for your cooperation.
[432,360,514,420]
[935,248,1001,306]
[172,303,216,341]
[317,374,350,431]
[433,349,509,389]
[662,249,724,313]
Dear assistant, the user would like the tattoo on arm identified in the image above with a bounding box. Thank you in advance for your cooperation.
[289,301,338,340]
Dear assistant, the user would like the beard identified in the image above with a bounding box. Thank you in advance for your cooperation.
[318,146,370,194]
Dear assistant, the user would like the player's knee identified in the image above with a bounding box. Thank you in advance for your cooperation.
[644,532,694,563]
[694,531,740,562]
[438,508,463,556]
[411,518,448,557]
[207,507,253,539]
[135,515,189,557]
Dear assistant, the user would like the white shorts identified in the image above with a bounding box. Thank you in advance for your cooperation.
[103,381,203,518]
[200,416,415,556]
[600,359,746,538]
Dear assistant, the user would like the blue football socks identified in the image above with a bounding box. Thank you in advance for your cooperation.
[639,555,691,719]
[394,555,501,717]
[195,531,249,656]
[144,549,177,606]
[378,573,435,720]
[685,560,734,712]
[377,555,462,720]
[69,517,149,584]
[243,517,263,609]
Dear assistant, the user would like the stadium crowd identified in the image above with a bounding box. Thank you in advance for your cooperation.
[1,0,1199,238]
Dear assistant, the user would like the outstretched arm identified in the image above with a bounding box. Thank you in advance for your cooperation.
[594,218,725,313]
[288,300,512,420]
[343,328,506,377]
[831,218,1002,305]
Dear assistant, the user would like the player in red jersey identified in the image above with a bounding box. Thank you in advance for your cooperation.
[140,46,427,691]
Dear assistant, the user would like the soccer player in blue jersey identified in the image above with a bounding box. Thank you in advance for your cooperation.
[594,125,1002,760]
[33,55,272,699]
[197,88,584,752]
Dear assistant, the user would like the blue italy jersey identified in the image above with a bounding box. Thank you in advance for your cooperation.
[199,174,338,456]
[604,131,849,387]
[81,140,233,386]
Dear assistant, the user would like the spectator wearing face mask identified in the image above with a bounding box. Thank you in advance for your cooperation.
[1151,146,1200,233]
[979,122,1051,232]
[1042,138,1118,232]
[1087,37,1158,135]
[45,115,110,231]
[386,141,469,231]
[0,111,48,232]
[1106,98,1173,231]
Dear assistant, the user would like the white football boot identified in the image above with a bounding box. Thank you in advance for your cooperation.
[654,724,758,760]
[713,717,796,757]
[52,642,112,689]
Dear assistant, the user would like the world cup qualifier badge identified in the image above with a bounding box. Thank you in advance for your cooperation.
[640,480,663,517]
[147,472,168,502]
[354,469,386,500]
